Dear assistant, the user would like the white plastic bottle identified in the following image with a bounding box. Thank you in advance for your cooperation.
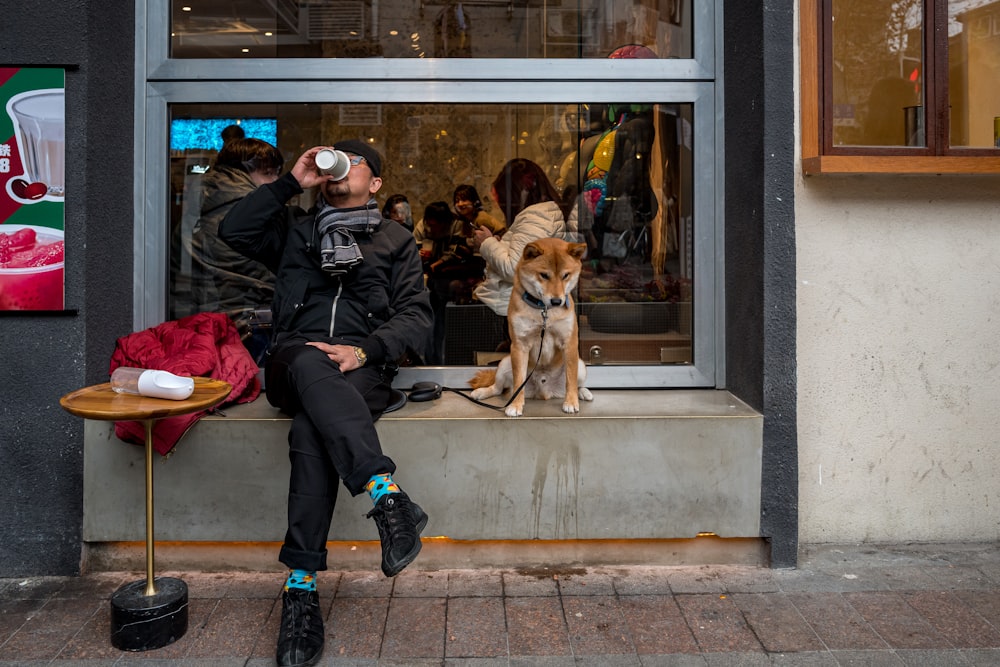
[111,367,195,401]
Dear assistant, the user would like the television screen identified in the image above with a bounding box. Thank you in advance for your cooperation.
[170,118,278,151]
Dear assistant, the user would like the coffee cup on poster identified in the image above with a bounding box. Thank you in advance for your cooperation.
[315,148,351,180]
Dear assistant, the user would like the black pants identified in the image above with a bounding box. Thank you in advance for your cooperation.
[265,336,394,571]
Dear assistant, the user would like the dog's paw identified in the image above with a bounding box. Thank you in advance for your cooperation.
[579,388,594,401]
[470,388,493,400]
[561,401,580,414]
[504,405,523,417]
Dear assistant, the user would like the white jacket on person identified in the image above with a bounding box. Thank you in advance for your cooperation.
[474,200,568,316]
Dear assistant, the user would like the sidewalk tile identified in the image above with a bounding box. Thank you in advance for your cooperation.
[52,572,129,600]
[380,597,446,659]
[248,597,280,659]
[962,648,1000,666]
[3,576,68,600]
[611,567,673,596]
[844,591,948,649]
[619,595,699,655]
[954,589,1000,626]
[558,570,616,596]
[0,598,47,644]
[673,594,763,653]
[827,649,905,665]
[575,655,641,666]
[895,648,974,665]
[445,596,506,658]
[327,595,389,658]
[186,597,273,658]
[665,567,725,594]
[563,596,633,655]
[509,657,576,666]
[901,591,1000,648]
[921,566,995,591]
[636,655,710,666]
[172,571,234,599]
[699,651,770,665]
[447,569,503,597]
[224,571,287,599]
[769,652,839,665]
[730,593,825,652]
[503,571,560,596]
[505,596,571,656]
[785,591,887,650]
[393,570,449,597]
[714,566,779,594]
[775,568,891,593]
[54,598,119,661]
[336,570,394,598]
[0,598,101,661]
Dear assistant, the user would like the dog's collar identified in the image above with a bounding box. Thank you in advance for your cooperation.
[520,290,571,311]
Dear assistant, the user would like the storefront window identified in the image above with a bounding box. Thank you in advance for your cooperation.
[168,101,694,367]
[819,0,1000,153]
[169,0,692,59]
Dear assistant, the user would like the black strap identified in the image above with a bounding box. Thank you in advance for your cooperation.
[446,310,548,412]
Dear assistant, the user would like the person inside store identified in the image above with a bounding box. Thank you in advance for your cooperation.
[417,200,484,363]
[470,158,570,349]
[382,192,414,232]
[190,137,285,364]
[219,139,433,667]
[453,183,504,238]
[220,123,245,145]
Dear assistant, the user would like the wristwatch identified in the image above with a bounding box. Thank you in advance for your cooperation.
[352,346,368,367]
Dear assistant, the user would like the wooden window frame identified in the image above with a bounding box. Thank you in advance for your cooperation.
[801,0,1000,174]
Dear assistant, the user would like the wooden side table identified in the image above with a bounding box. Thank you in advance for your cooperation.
[60,376,232,651]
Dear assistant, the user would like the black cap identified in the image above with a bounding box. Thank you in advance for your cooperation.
[333,139,382,177]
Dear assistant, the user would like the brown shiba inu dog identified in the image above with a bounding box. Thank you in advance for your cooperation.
[470,237,594,417]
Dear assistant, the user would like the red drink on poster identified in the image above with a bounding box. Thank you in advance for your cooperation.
[0,225,64,310]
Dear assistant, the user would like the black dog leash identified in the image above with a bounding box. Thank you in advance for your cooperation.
[407,303,550,412]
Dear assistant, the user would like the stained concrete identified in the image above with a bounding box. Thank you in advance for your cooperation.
[83,389,762,562]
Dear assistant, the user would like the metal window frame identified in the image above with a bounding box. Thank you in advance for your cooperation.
[135,0,726,389]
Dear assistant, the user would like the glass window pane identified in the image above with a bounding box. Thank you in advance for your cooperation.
[168,102,694,368]
[170,0,692,59]
[831,0,924,147]
[948,1,1000,148]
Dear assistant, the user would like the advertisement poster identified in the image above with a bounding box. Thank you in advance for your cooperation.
[0,67,65,311]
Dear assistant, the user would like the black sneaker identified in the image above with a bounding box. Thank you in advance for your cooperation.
[366,492,429,577]
[276,588,324,667]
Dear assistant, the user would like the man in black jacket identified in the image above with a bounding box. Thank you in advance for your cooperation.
[220,139,432,667]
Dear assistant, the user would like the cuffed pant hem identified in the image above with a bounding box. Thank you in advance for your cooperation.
[279,545,328,572]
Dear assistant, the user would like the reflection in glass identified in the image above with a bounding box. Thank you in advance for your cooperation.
[169,0,692,59]
[168,102,693,367]
[949,1,1000,147]
[832,0,924,147]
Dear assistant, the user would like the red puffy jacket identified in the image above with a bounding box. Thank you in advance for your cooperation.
[109,312,261,455]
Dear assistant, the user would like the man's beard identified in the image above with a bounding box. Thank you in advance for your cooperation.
[323,180,352,200]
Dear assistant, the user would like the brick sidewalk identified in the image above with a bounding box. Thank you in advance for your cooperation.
[1,543,999,665]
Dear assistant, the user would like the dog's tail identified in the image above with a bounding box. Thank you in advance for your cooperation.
[469,369,497,389]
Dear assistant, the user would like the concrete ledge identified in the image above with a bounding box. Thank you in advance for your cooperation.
[83,389,763,559]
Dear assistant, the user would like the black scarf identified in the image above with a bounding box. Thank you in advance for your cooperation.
[315,198,382,274]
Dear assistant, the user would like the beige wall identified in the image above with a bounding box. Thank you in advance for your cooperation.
[794,3,1000,546]
[795,174,1000,543]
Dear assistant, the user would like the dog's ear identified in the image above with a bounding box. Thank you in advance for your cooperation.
[522,241,544,260]
[568,242,588,260]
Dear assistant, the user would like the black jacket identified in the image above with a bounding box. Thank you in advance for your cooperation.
[219,172,432,367]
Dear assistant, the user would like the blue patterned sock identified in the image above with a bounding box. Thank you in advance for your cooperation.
[284,569,317,592]
[366,472,400,505]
